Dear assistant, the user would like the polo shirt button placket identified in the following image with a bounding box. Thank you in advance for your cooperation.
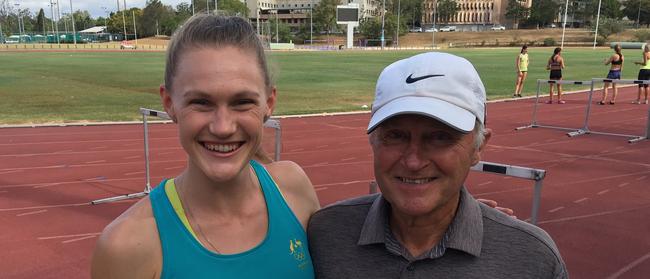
[406,265,415,271]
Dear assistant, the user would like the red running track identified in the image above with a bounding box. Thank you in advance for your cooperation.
[1,87,649,278]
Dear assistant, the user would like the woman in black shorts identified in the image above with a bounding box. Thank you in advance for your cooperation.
[633,44,650,104]
[546,47,565,104]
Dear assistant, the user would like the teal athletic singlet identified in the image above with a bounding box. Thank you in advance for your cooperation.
[150,160,314,279]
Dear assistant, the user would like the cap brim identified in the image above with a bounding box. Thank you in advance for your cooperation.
[367,96,476,134]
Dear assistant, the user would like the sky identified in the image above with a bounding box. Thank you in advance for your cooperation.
[13,1,189,18]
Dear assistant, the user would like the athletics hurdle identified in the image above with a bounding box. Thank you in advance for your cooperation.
[566,78,650,143]
[369,161,546,225]
[516,79,592,134]
[92,108,283,205]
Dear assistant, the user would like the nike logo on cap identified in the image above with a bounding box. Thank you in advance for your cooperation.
[406,74,445,84]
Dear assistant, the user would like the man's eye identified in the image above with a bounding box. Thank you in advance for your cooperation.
[427,131,458,145]
[235,99,256,106]
[189,99,210,106]
[382,130,407,143]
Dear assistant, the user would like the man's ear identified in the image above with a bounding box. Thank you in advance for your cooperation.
[264,87,277,122]
[472,128,492,165]
[160,84,177,123]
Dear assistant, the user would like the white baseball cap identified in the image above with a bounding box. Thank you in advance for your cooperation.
[367,52,486,134]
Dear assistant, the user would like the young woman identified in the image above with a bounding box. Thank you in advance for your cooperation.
[514,45,529,98]
[546,47,565,104]
[91,15,320,279]
[633,44,650,104]
[599,44,624,105]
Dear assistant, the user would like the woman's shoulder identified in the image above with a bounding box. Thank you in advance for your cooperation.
[91,198,161,278]
[264,161,320,227]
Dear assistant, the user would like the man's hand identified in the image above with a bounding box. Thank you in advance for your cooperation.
[477,198,516,218]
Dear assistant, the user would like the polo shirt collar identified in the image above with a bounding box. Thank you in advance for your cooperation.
[357,187,483,257]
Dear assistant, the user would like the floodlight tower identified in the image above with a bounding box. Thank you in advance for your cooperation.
[13,3,22,43]
[69,0,76,45]
[50,0,60,45]
[122,0,128,41]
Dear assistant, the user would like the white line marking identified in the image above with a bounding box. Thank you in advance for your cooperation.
[315,187,329,192]
[164,166,184,171]
[2,202,92,212]
[314,179,374,188]
[0,170,22,175]
[16,209,47,216]
[0,190,7,194]
[157,151,174,156]
[54,150,74,154]
[341,157,356,161]
[548,206,564,213]
[124,171,144,176]
[606,252,650,279]
[316,145,329,148]
[62,235,97,244]
[618,182,629,188]
[123,155,140,159]
[538,204,650,224]
[290,148,304,152]
[90,146,108,150]
[502,176,512,180]
[85,160,107,164]
[38,232,101,240]
[478,181,493,186]
[597,189,611,195]
[573,198,589,203]
[636,176,647,181]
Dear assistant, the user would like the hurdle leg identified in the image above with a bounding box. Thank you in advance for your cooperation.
[515,80,543,130]
[629,108,650,143]
[530,180,543,225]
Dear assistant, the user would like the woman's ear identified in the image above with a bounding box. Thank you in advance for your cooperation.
[265,87,277,121]
[160,84,177,123]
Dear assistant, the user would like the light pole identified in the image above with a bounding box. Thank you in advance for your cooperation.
[215,0,218,14]
[206,0,210,14]
[310,0,313,45]
[592,0,601,49]
[122,0,127,41]
[14,3,23,43]
[50,0,59,45]
[132,10,138,46]
[101,6,109,41]
[560,0,569,48]
[432,3,437,48]
[396,0,401,47]
[380,0,385,49]
[275,9,279,43]
[636,0,642,29]
[69,0,76,45]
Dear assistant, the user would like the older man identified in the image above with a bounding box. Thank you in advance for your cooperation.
[308,52,567,278]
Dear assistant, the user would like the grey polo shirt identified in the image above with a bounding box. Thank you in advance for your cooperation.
[308,187,568,279]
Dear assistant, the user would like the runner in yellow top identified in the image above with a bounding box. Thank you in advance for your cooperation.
[514,45,529,97]
[633,44,650,104]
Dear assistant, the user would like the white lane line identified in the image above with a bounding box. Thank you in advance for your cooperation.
[548,206,564,213]
[618,182,629,188]
[38,232,101,240]
[0,170,23,175]
[157,151,175,156]
[16,209,48,216]
[90,146,109,150]
[290,148,305,152]
[62,235,97,244]
[538,204,650,224]
[54,150,74,154]
[123,155,140,160]
[124,171,144,176]
[0,190,7,194]
[600,150,610,154]
[544,139,555,142]
[85,160,107,164]
[164,166,184,171]
[315,187,329,192]
[605,252,650,279]
[573,198,589,204]
[316,145,329,149]
[502,176,512,180]
[636,176,647,181]
[314,179,374,188]
[597,189,611,195]
[478,181,493,186]
[341,157,356,162]
[2,202,93,212]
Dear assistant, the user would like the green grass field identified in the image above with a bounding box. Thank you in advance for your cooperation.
[0,47,632,124]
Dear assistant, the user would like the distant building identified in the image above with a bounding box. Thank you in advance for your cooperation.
[246,0,378,31]
[422,0,532,31]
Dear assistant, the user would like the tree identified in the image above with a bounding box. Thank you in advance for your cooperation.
[36,8,45,32]
[140,0,175,37]
[505,0,529,28]
[218,0,249,17]
[437,0,459,24]
[72,10,95,31]
[313,0,340,34]
[358,12,399,45]
[399,0,424,28]
[527,0,559,27]
[268,16,291,43]
[622,0,650,27]
[598,17,625,40]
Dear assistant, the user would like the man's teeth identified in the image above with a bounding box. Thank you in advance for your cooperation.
[204,143,240,153]
[399,177,433,184]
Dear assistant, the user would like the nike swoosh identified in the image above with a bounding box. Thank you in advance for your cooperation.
[405,74,445,84]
